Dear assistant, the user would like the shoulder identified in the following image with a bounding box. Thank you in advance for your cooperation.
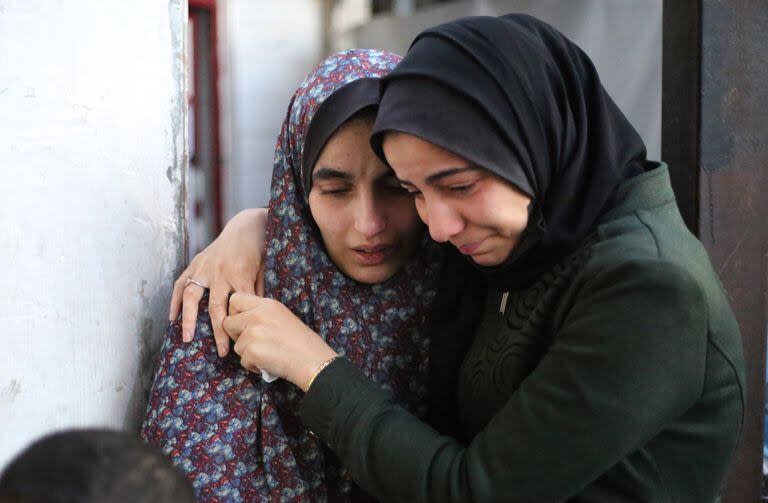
[552,237,710,394]
[560,215,709,353]
[577,233,700,302]
[578,208,705,301]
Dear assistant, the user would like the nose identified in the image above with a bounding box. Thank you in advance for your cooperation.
[419,197,464,243]
[354,192,386,238]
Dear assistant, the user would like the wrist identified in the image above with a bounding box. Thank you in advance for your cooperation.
[299,350,339,392]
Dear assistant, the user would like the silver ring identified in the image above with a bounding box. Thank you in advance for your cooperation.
[184,278,209,290]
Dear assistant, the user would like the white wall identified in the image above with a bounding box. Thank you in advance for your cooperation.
[0,0,187,467]
[220,0,323,216]
[346,0,663,160]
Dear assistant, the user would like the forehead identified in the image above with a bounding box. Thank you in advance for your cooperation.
[313,117,393,179]
[382,132,472,180]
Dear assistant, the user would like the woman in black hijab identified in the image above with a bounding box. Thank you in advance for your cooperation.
[201,14,745,502]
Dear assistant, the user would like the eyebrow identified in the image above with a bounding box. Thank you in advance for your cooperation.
[398,166,480,186]
[313,167,353,182]
[313,167,400,183]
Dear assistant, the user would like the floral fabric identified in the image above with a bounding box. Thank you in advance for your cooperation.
[142,49,443,502]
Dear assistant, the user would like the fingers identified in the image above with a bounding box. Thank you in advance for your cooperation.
[207,282,231,356]
[180,283,205,342]
[209,281,257,357]
[169,270,191,321]
[255,261,266,297]
[222,312,245,342]
[233,325,259,357]
[237,345,261,374]
[228,292,263,316]
[221,308,265,342]
[212,322,231,357]
[234,278,256,297]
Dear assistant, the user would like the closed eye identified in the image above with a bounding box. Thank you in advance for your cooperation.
[318,187,351,196]
[448,183,475,195]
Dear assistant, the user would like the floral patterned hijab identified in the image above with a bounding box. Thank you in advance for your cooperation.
[142,49,442,502]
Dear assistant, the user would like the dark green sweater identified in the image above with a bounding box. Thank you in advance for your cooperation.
[300,165,745,502]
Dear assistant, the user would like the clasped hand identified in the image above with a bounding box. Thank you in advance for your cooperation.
[222,293,338,392]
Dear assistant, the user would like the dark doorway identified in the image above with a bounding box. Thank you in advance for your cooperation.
[188,0,223,256]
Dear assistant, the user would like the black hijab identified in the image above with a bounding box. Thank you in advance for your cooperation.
[371,14,648,289]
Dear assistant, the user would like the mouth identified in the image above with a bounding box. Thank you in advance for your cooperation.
[352,244,394,266]
[456,238,487,256]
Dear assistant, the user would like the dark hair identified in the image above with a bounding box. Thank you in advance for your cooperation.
[0,429,195,503]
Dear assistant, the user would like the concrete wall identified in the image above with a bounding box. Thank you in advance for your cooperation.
[346,0,663,160]
[0,0,187,467]
[220,0,323,216]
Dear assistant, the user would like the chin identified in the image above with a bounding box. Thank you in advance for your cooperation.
[348,264,400,285]
[471,253,505,267]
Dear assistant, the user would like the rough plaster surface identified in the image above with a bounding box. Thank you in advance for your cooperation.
[0,0,186,467]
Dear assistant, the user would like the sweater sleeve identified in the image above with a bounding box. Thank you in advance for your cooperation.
[299,260,708,502]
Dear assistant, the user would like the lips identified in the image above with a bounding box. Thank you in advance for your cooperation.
[456,238,486,255]
[352,244,393,266]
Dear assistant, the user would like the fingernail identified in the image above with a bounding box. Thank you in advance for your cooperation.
[182,329,192,342]
[217,344,228,357]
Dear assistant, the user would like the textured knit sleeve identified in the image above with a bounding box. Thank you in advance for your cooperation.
[299,259,709,502]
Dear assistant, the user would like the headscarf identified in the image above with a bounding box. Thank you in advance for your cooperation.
[141,49,443,502]
[261,48,442,501]
[371,14,648,289]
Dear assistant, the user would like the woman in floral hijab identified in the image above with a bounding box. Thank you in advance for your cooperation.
[141,49,443,502]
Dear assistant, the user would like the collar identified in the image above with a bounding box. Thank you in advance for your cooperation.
[599,162,675,223]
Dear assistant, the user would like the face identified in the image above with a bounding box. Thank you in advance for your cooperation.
[382,132,532,267]
[308,116,423,284]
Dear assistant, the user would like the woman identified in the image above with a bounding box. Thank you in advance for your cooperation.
[142,49,448,501]
[206,14,745,502]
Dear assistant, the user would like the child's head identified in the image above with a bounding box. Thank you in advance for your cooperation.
[0,429,194,503]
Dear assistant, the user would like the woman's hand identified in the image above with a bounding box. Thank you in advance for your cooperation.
[169,208,267,357]
[222,293,338,391]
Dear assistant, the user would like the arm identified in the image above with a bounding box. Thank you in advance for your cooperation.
[169,208,267,357]
[298,260,708,502]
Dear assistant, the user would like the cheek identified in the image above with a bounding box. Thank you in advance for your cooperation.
[504,193,532,233]
[309,197,352,245]
[512,206,530,232]
[485,191,530,236]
